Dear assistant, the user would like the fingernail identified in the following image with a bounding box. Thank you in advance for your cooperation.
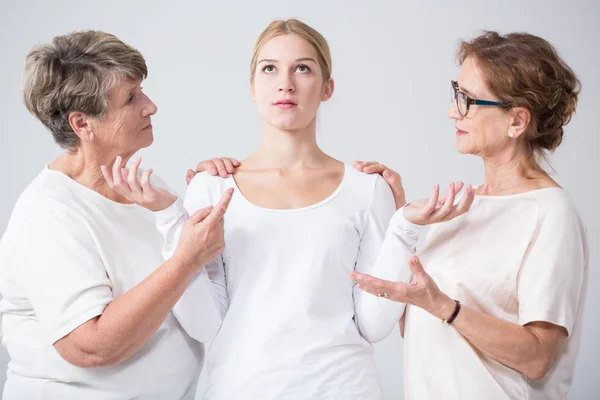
[209,167,217,174]
[412,257,419,264]
[228,188,234,195]
[220,169,227,175]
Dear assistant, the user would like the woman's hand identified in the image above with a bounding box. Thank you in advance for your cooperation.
[186,157,241,184]
[353,160,406,210]
[173,188,234,271]
[403,182,475,225]
[350,256,456,320]
[101,156,177,212]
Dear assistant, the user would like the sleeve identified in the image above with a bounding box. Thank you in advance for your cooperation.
[19,207,113,345]
[353,176,426,343]
[154,173,228,343]
[517,204,588,336]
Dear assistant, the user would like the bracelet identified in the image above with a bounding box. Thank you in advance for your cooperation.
[442,300,461,325]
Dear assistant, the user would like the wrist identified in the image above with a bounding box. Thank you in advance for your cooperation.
[148,195,177,212]
[169,252,200,276]
[431,294,457,320]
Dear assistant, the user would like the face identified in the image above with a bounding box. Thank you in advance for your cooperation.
[251,34,333,131]
[89,78,157,155]
[447,56,514,157]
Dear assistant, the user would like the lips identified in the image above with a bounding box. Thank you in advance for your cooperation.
[456,127,468,136]
[274,99,297,109]
[141,123,152,131]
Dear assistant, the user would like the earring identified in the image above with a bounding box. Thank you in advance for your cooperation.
[508,130,514,138]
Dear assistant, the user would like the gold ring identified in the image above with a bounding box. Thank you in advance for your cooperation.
[377,292,389,298]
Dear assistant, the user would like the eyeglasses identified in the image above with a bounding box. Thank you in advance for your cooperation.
[451,80,510,117]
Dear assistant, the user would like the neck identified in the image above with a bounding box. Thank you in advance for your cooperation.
[247,119,329,170]
[49,146,136,203]
[481,149,544,194]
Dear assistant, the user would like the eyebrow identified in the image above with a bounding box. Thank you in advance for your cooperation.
[458,84,477,98]
[257,57,317,64]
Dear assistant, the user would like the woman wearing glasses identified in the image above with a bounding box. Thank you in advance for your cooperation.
[352,31,588,399]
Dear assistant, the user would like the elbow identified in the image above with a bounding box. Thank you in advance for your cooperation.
[58,349,121,369]
[54,339,123,369]
[522,357,554,381]
[358,324,392,344]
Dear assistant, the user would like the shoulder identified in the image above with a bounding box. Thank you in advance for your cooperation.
[185,171,233,208]
[529,188,582,225]
[10,169,83,222]
[344,165,393,204]
[526,188,587,247]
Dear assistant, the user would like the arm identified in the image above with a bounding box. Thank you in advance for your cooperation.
[353,201,587,380]
[103,157,230,342]
[23,200,227,368]
[157,185,228,342]
[353,203,424,343]
[352,176,400,343]
[54,256,202,368]
[352,181,471,343]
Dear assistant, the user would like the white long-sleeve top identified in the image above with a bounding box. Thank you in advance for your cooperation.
[156,164,423,400]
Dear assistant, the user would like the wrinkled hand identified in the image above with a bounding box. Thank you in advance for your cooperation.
[186,157,241,184]
[101,156,177,212]
[353,160,405,210]
[403,182,475,225]
[174,188,234,271]
[350,256,455,320]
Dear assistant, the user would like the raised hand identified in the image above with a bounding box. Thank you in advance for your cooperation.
[403,182,475,226]
[101,156,177,212]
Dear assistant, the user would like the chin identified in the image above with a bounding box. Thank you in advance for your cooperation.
[455,140,474,155]
[138,134,154,149]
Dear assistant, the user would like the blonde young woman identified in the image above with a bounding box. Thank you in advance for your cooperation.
[105,19,472,399]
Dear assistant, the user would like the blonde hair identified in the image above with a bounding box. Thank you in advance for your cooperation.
[22,30,147,149]
[250,19,332,82]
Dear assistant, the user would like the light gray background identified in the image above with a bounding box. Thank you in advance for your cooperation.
[1,0,598,398]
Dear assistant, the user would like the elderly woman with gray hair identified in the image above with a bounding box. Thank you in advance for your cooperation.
[0,31,232,399]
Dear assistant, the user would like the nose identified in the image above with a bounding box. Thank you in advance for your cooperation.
[447,99,462,120]
[142,93,158,117]
[278,72,295,93]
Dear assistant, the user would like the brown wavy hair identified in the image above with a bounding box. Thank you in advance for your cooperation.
[457,31,580,168]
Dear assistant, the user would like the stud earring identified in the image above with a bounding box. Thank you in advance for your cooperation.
[508,130,514,138]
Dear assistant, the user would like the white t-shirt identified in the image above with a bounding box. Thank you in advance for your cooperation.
[404,188,589,400]
[157,164,422,400]
[0,167,220,400]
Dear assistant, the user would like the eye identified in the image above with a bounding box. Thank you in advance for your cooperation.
[296,64,311,73]
[127,93,135,103]
[262,65,276,73]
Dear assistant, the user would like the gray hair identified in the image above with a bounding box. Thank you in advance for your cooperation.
[22,30,148,150]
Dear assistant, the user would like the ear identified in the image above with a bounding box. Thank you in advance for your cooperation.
[508,107,531,139]
[321,78,335,102]
[250,78,256,102]
[68,111,95,143]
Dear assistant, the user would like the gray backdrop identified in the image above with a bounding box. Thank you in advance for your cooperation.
[1,0,598,398]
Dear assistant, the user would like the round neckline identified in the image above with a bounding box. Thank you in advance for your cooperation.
[43,165,140,209]
[474,186,564,199]
[226,163,349,213]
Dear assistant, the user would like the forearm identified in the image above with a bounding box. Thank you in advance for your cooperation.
[436,297,557,379]
[62,257,196,366]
